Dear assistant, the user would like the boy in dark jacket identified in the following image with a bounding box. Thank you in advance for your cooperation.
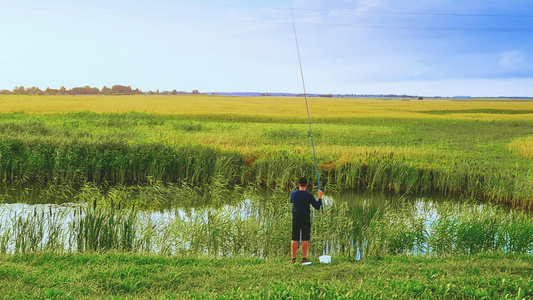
[290,177,323,264]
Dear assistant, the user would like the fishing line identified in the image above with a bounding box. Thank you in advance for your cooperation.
[290,8,323,213]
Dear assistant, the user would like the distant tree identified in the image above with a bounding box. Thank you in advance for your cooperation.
[69,86,99,95]
[45,87,59,94]
[13,86,25,94]
[192,89,199,94]
[171,89,178,95]
[111,85,133,94]
[26,86,42,94]
[59,86,67,94]
[101,86,112,94]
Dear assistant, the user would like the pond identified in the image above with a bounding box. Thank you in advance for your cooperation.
[1,189,531,258]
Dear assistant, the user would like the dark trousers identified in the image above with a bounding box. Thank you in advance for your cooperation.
[292,213,311,241]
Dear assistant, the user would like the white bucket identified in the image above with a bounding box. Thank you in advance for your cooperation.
[319,255,331,264]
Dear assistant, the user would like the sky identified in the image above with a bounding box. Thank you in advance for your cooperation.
[2,0,533,97]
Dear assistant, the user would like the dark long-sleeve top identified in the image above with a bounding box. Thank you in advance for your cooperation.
[290,190,323,215]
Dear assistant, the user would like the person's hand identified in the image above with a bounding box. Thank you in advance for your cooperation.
[318,190,323,199]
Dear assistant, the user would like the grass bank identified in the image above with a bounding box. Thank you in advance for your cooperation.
[0,253,531,299]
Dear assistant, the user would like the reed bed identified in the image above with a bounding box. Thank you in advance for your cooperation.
[0,140,244,187]
[0,192,531,258]
[1,141,529,209]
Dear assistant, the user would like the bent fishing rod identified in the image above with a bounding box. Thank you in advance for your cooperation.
[290,8,324,213]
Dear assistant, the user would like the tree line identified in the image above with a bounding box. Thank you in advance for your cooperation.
[1,86,201,95]
[4,85,142,95]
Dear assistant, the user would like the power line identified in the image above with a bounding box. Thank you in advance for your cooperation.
[2,4,533,33]
[296,8,533,18]
[136,1,533,18]
[298,22,533,33]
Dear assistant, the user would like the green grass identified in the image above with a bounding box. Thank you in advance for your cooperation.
[0,253,531,299]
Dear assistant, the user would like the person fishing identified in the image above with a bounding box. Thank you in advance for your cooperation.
[290,177,323,264]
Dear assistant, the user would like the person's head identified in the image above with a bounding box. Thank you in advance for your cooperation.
[297,177,308,188]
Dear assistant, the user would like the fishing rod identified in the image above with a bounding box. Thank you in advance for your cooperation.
[290,8,324,213]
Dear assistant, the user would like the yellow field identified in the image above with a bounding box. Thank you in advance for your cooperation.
[509,137,533,159]
[1,95,533,121]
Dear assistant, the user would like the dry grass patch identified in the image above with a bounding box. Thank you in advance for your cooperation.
[509,137,533,159]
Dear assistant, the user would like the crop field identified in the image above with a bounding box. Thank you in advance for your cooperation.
[2,94,533,120]
[0,94,532,298]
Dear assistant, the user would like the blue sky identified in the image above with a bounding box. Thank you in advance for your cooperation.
[2,0,533,97]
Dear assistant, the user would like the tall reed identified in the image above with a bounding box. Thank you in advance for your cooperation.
[1,138,530,208]
[70,205,137,253]
[0,191,531,257]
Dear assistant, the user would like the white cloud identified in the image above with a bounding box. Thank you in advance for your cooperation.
[499,51,526,71]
